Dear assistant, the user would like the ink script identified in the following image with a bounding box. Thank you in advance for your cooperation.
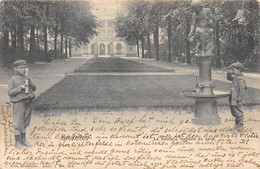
[1,105,260,169]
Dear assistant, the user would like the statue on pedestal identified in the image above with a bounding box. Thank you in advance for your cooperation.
[188,3,214,57]
[181,2,230,125]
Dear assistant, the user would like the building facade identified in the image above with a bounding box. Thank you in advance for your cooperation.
[81,19,137,57]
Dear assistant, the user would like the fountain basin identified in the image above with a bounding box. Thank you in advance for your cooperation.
[181,90,230,98]
[181,90,230,125]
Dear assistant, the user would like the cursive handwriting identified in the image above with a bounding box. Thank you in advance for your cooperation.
[1,106,260,169]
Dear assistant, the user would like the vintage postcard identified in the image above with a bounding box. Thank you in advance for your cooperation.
[0,0,260,169]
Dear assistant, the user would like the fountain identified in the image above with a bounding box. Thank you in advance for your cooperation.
[181,3,230,125]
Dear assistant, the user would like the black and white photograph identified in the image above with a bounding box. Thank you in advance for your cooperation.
[0,0,260,168]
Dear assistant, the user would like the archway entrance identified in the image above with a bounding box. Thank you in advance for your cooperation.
[99,43,105,55]
[108,43,113,55]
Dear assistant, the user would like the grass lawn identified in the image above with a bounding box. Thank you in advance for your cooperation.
[33,74,260,111]
[74,57,174,72]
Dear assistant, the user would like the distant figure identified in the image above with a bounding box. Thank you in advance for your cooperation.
[227,62,247,130]
[8,60,37,149]
[188,3,214,56]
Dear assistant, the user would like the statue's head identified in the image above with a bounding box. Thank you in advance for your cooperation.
[191,0,203,14]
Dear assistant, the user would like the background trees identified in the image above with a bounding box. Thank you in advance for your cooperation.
[115,0,259,72]
[1,0,258,72]
[0,0,97,66]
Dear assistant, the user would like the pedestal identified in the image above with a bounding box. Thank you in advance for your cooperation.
[181,56,229,126]
[192,97,221,125]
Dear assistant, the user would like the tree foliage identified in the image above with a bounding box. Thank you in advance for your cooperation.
[115,0,259,71]
[0,0,97,66]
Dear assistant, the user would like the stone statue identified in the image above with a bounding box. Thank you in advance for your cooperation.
[188,4,214,57]
[182,2,230,126]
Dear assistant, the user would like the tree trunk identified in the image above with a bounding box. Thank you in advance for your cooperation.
[60,22,64,57]
[44,4,49,54]
[177,33,181,61]
[167,16,172,62]
[11,31,14,48]
[154,24,159,60]
[65,38,68,58]
[60,33,63,57]
[247,26,255,52]
[18,19,24,50]
[11,23,17,48]
[257,2,260,72]
[3,30,9,50]
[69,40,72,57]
[36,28,40,51]
[247,1,256,51]
[3,30,9,64]
[136,40,140,57]
[54,25,58,59]
[141,36,145,58]
[215,20,221,68]
[44,26,48,53]
[29,24,35,63]
[2,3,9,65]
[185,18,191,64]
[173,33,177,59]
[147,32,151,59]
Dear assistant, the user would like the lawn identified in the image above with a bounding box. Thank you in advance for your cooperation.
[33,74,260,111]
[74,57,174,72]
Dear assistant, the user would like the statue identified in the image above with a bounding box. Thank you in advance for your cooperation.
[181,2,230,125]
[188,3,214,57]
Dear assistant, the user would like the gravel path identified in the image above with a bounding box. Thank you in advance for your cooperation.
[0,56,91,103]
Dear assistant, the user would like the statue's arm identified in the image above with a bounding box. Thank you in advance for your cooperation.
[188,13,196,41]
[206,8,215,28]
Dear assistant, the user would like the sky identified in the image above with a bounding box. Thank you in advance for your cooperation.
[89,0,126,20]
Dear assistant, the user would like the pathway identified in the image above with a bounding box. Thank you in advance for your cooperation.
[0,56,91,103]
[124,57,260,89]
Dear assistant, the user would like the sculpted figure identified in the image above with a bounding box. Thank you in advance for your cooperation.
[188,3,214,56]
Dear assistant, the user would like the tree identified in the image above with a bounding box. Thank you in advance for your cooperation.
[149,2,164,61]
[157,1,179,62]
[115,1,149,58]
[212,0,259,70]
[55,1,97,56]
[0,0,97,66]
[172,1,192,64]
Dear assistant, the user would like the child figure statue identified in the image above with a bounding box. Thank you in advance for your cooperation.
[188,2,215,57]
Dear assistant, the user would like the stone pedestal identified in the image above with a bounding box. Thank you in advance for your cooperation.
[192,98,221,125]
[181,56,229,125]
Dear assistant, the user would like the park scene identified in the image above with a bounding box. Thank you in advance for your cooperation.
[0,0,260,169]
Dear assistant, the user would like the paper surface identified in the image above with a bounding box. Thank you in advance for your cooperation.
[1,105,260,169]
[1,0,260,169]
